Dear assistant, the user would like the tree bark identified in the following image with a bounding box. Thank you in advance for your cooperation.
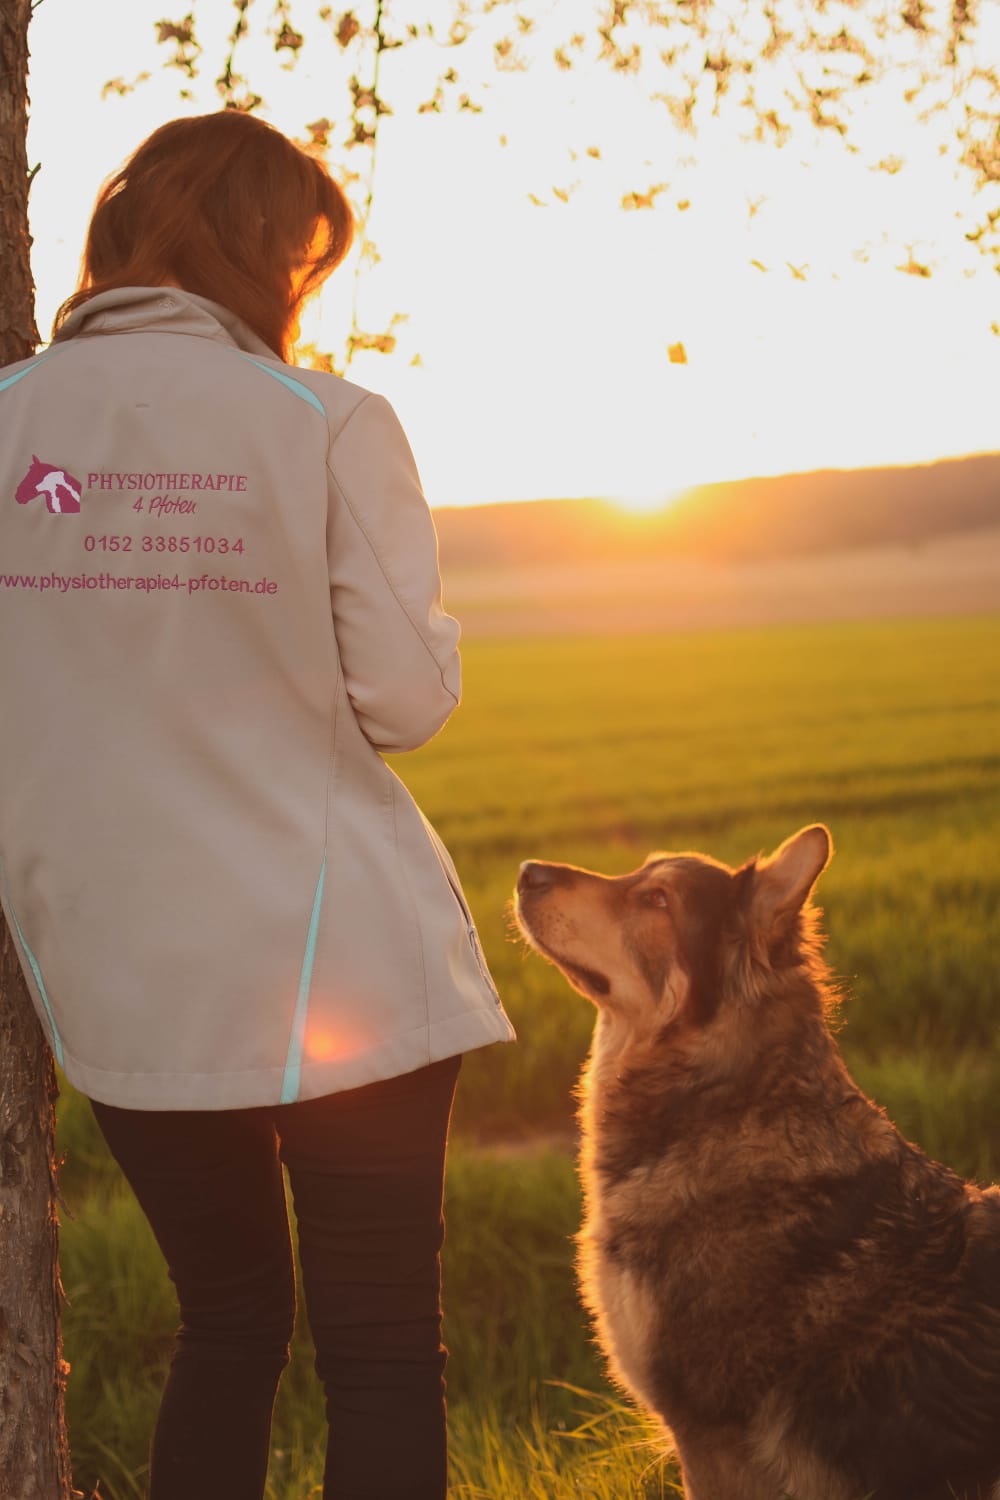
[0,0,39,364]
[0,933,72,1500]
[0,3,75,1498]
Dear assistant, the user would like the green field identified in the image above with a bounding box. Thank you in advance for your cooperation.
[56,614,1000,1497]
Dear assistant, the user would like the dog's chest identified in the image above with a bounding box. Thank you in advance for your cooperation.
[579,1157,698,1416]
[586,1210,667,1413]
[581,1152,754,1423]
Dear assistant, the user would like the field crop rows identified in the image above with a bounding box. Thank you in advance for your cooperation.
[55,614,1000,1497]
[408,616,1000,1156]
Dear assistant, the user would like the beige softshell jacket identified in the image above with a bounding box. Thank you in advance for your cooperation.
[0,288,514,1109]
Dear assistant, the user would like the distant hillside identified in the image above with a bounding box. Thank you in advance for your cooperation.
[434,452,1000,566]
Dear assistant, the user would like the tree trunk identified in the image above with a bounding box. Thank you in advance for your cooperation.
[0,934,72,1500]
[0,0,39,363]
[0,3,75,1498]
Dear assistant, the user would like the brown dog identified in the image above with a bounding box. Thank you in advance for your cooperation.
[515,825,1000,1500]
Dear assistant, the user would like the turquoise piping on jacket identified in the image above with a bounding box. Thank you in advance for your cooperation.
[236,354,326,417]
[0,859,65,1068]
[280,854,327,1103]
[0,355,50,397]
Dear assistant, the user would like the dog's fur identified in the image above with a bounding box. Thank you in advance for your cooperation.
[514,826,1000,1500]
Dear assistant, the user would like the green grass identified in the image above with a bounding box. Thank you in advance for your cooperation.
[54,614,1000,1497]
[392,616,1000,1145]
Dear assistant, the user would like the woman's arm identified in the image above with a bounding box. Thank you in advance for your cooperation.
[325,393,461,752]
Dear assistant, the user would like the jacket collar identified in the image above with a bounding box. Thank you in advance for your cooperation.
[52,287,279,360]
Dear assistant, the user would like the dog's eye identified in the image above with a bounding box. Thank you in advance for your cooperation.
[642,888,670,910]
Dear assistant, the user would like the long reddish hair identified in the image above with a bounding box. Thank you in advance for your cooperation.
[54,112,354,361]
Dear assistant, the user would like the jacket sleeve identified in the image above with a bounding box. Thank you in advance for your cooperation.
[325,393,461,753]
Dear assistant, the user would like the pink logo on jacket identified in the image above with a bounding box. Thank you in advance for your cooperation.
[15,456,83,515]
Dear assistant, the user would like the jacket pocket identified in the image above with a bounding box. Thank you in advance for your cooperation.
[419,814,500,997]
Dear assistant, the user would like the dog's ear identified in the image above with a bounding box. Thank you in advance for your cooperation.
[749,825,832,943]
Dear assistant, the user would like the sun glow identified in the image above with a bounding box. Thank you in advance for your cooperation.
[609,485,692,517]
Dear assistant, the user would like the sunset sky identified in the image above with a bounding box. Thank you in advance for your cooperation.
[24,1,1000,509]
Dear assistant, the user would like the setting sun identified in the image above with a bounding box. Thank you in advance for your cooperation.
[608,485,690,516]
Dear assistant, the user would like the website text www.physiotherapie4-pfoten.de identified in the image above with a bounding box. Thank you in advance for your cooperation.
[0,571,280,595]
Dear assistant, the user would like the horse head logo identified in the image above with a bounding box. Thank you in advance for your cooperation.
[15,456,83,515]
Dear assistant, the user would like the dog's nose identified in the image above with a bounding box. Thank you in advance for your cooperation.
[518,861,557,893]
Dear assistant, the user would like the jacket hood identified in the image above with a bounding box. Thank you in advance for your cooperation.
[53,286,278,360]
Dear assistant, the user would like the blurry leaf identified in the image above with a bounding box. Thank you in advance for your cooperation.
[155,16,195,46]
[676,197,691,210]
[621,183,668,210]
[297,343,339,375]
[154,12,201,77]
[896,254,932,277]
[335,11,361,48]
[347,120,377,147]
[274,22,304,55]
[787,261,808,280]
[348,331,397,355]
[101,73,152,98]
[350,77,390,114]
[902,0,930,31]
[666,341,687,364]
[750,258,769,271]
[495,36,527,71]
[305,117,333,148]
[655,89,697,133]
[220,89,263,112]
[964,207,1000,244]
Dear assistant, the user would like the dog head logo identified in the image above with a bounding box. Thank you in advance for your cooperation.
[15,456,83,515]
